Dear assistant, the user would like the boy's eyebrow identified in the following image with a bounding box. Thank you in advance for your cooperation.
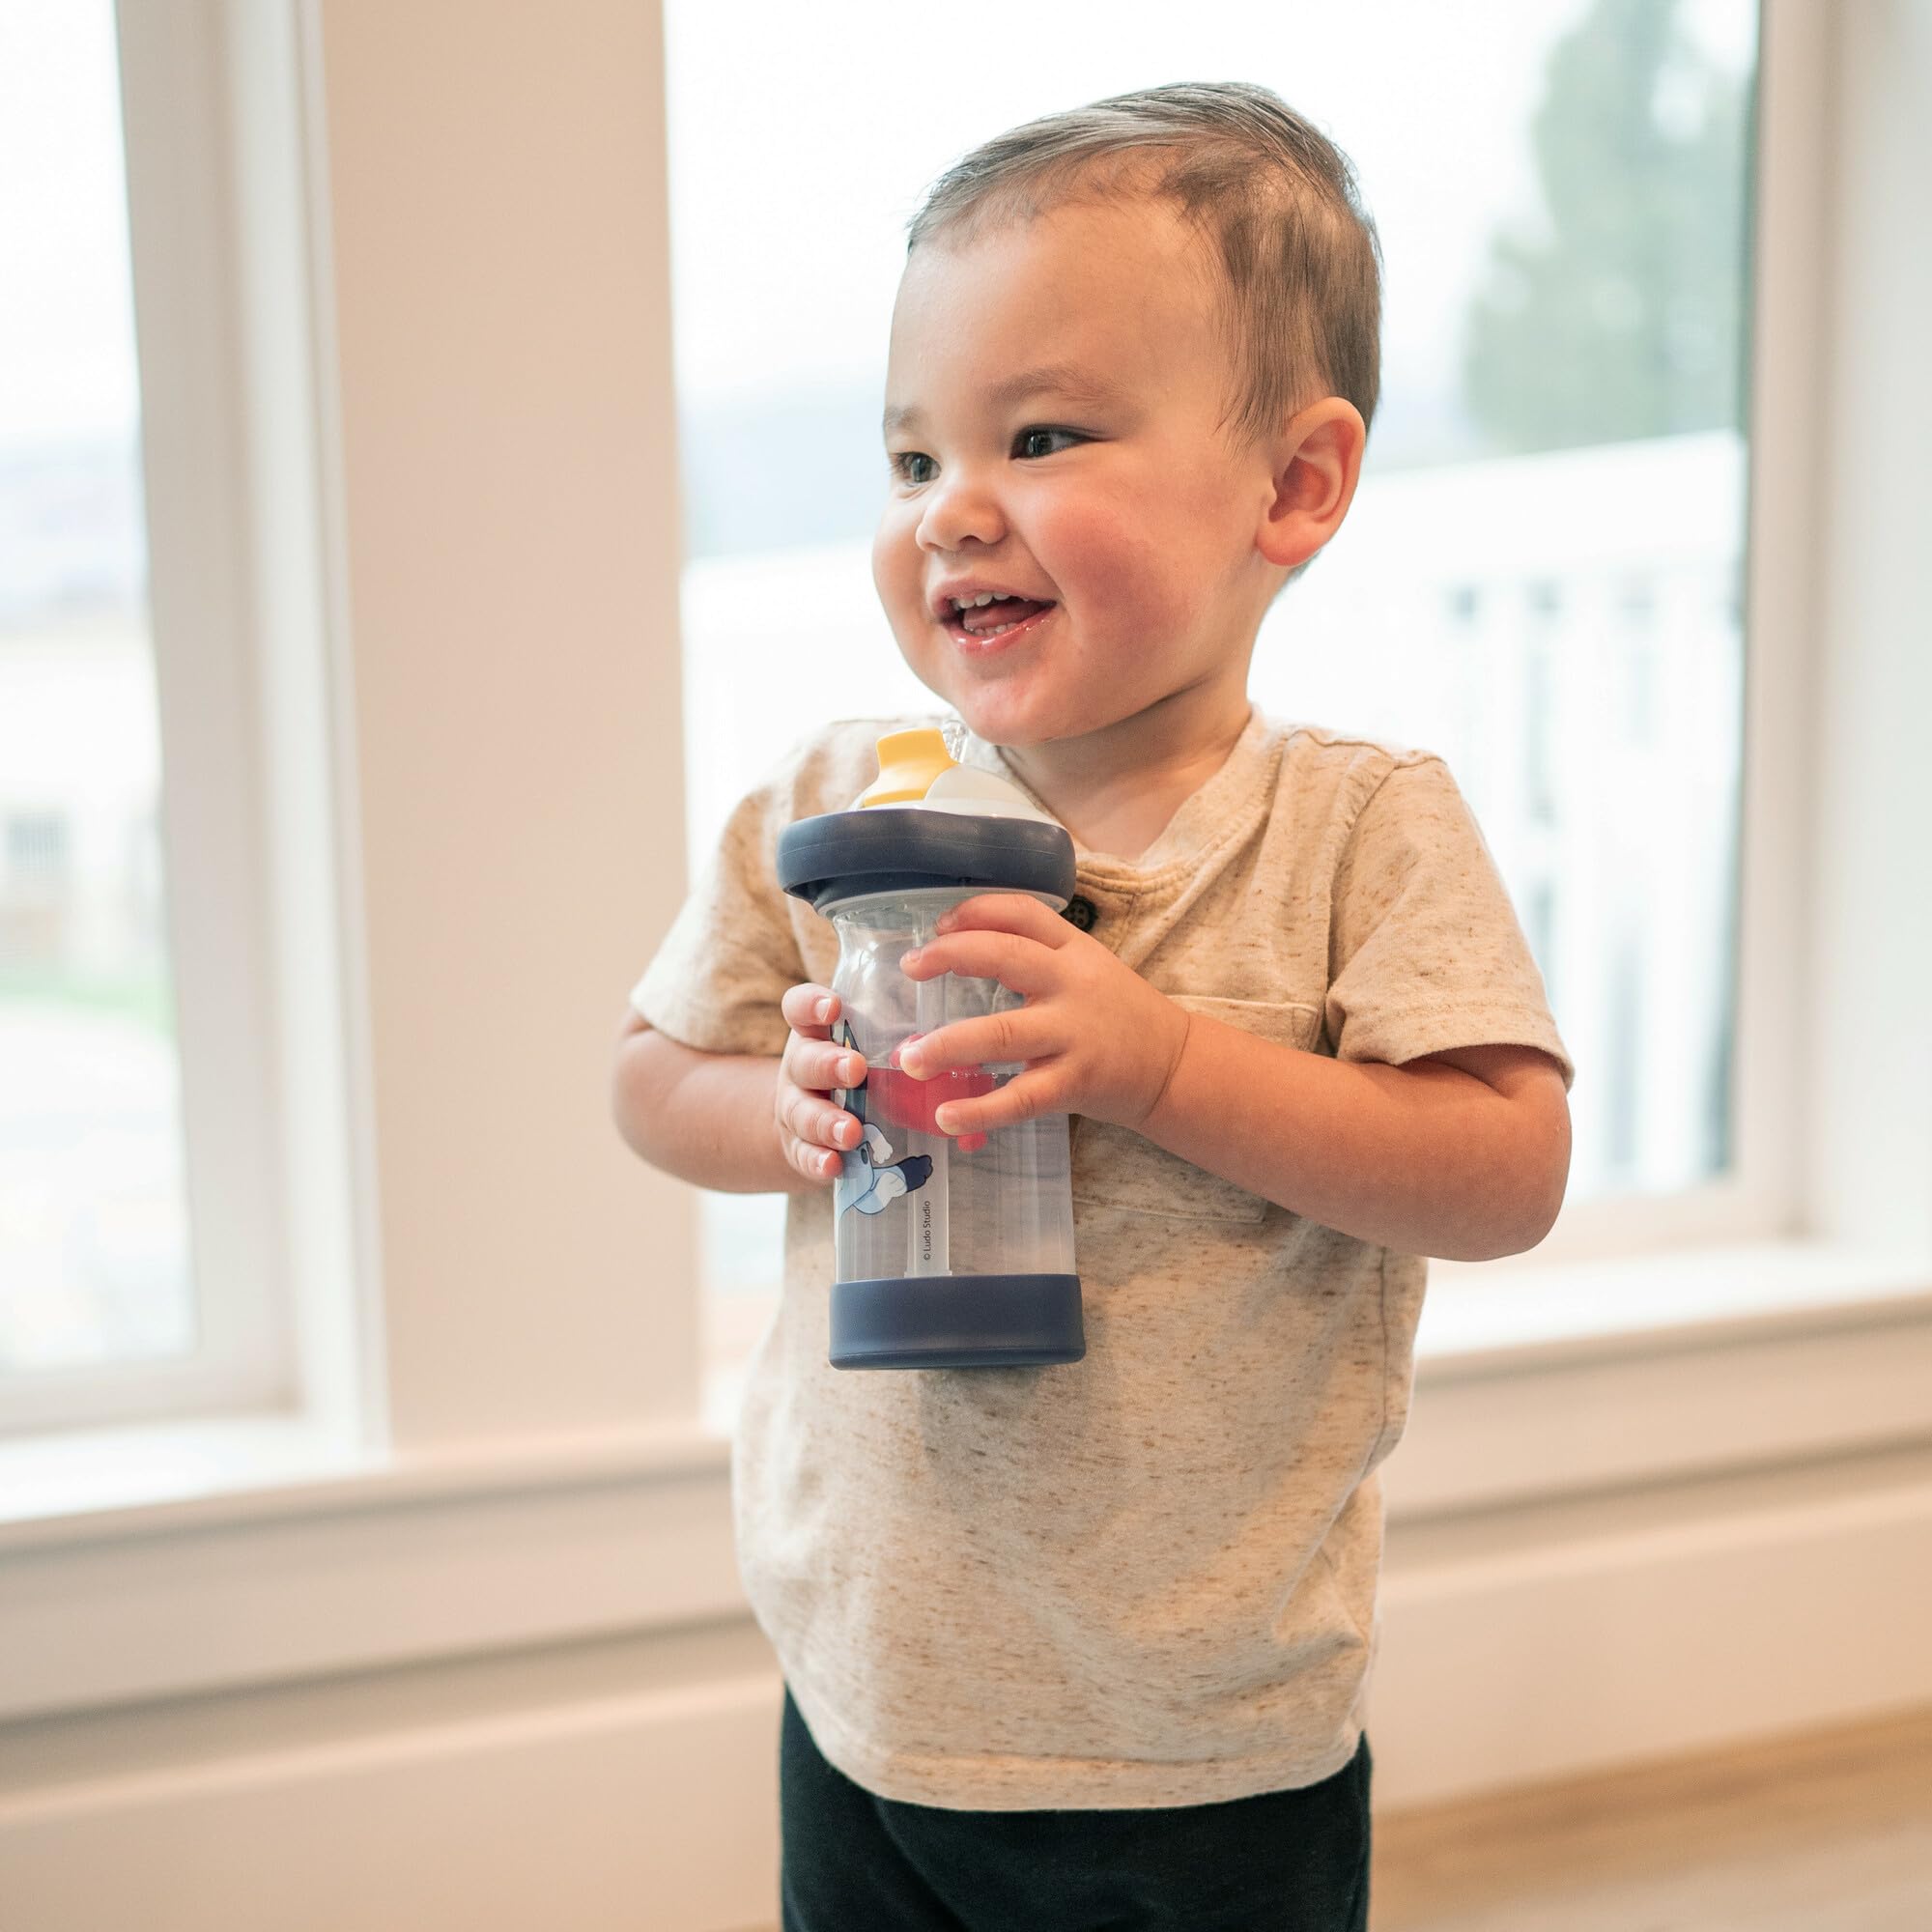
[882,364,1129,439]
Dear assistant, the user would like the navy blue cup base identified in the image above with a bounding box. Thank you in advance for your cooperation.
[830,1272,1085,1370]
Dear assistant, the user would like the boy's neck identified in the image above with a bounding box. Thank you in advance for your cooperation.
[995,683,1256,866]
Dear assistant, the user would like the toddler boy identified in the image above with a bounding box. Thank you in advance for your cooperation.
[613,80,1574,1932]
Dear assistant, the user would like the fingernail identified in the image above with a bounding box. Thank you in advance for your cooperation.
[900,949,921,968]
[822,1151,839,1174]
[814,997,833,1021]
[843,1058,864,1083]
[934,1104,958,1131]
[899,1047,924,1076]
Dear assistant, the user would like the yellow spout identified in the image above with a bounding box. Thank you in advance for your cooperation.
[857,727,957,807]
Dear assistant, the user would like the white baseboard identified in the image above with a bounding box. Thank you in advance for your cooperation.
[5,1444,1930,1931]
[1372,1440,1932,1806]
[1,1668,783,1932]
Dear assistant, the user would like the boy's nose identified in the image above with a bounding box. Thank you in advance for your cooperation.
[916,473,1006,552]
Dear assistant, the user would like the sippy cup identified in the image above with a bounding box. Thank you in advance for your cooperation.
[777,727,1085,1370]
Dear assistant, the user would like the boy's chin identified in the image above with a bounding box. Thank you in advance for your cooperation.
[894,663,1021,745]
[937,690,1085,751]
[896,649,1101,748]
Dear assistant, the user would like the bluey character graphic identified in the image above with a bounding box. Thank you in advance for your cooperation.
[838,1122,935,1218]
[828,1016,933,1220]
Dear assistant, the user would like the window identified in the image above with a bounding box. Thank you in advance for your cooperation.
[1,0,346,1439]
[0,3,198,1393]
[661,0,1763,1379]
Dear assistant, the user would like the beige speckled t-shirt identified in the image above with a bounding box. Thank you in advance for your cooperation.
[630,702,1574,1811]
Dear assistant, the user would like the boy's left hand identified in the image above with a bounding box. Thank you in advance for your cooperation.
[895,893,1189,1136]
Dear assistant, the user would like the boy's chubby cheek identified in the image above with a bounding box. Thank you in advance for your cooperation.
[1052,485,1206,584]
[870,528,925,639]
[1033,479,1139,554]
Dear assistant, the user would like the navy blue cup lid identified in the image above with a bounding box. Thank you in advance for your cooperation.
[778,807,1075,912]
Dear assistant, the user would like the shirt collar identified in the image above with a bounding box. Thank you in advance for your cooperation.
[948,700,1277,883]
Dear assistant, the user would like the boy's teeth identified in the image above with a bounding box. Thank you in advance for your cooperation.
[951,593,1051,635]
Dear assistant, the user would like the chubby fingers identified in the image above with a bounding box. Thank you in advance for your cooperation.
[896,1009,1069,1139]
[777,983,867,1183]
[900,927,1060,999]
[898,1008,1049,1081]
[929,1067,1066,1138]
[786,1031,868,1098]
[930,892,1078,944]
[776,1062,865,1181]
[900,892,1090,993]
[780,982,840,1037]
[778,984,870,1094]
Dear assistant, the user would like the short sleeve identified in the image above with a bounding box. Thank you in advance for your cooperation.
[1323,755,1575,1093]
[629,763,807,1060]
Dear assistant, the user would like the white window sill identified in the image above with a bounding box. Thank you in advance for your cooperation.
[1417,1236,1932,1380]
[0,1413,742,1726]
[3,1236,1923,1549]
[2,1236,1927,1725]
[1391,1236,1932,1520]
[0,1412,729,1552]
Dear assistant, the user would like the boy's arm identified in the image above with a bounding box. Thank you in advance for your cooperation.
[897,894,1572,1263]
[611,1009,811,1195]
[1141,1021,1571,1263]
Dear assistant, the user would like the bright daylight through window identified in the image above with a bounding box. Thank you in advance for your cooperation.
[1,3,190,1387]
[660,0,1760,1384]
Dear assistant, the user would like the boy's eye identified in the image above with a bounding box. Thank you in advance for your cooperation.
[889,429,1083,481]
[1014,426,1084,460]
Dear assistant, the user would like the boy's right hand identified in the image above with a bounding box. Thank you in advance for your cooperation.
[777,984,867,1186]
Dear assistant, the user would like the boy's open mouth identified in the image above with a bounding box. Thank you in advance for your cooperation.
[941,596,1056,645]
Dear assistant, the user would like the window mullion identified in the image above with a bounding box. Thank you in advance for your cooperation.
[1727,0,1833,1250]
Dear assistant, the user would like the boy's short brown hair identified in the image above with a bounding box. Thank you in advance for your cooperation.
[906,81,1382,451]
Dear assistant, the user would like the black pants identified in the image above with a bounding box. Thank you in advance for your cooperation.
[779,1685,1372,1931]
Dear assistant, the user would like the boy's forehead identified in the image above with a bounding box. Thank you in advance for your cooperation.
[885,196,1227,412]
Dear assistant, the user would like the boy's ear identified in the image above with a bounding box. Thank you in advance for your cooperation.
[1255,398,1367,572]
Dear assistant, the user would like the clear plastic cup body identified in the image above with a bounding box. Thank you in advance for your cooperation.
[824,887,1075,1286]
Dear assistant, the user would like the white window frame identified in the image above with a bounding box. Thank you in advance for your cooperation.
[0,0,363,1435]
[1425,0,1929,1291]
[0,0,1925,1731]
